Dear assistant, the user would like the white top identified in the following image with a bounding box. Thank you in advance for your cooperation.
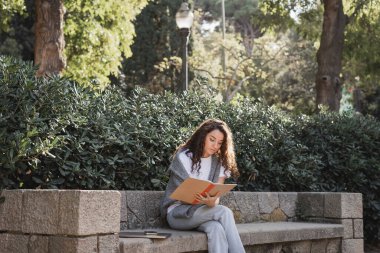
[178,151,230,180]
[167,150,231,213]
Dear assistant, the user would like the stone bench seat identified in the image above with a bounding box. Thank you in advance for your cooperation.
[119,191,364,253]
[0,189,363,252]
[119,222,344,253]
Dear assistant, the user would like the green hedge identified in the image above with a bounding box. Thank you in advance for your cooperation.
[1,56,379,242]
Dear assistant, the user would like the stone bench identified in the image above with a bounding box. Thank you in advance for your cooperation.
[119,191,364,253]
[0,190,364,253]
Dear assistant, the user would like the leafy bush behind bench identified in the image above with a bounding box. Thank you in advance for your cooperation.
[0,56,379,242]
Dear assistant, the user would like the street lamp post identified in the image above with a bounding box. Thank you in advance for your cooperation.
[176,2,193,93]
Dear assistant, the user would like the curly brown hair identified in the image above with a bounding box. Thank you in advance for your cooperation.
[175,119,239,178]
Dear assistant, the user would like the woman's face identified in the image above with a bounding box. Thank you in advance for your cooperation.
[202,129,225,158]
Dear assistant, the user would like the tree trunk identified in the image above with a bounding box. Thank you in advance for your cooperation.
[34,0,65,77]
[315,0,346,111]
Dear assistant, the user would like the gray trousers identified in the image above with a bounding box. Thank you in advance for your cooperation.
[167,205,245,253]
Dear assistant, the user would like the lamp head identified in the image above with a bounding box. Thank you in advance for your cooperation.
[175,2,194,29]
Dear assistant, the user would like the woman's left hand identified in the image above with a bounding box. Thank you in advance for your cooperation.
[195,192,222,207]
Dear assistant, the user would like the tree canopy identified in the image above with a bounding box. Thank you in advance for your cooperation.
[1,0,379,116]
[0,0,25,31]
[63,0,148,89]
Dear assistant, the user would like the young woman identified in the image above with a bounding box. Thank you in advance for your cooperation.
[160,119,245,253]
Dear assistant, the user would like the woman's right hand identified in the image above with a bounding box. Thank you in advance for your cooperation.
[195,191,222,207]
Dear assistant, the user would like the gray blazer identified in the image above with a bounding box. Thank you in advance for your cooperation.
[159,149,221,220]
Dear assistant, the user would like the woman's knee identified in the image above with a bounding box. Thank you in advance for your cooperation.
[217,205,234,217]
[201,221,225,235]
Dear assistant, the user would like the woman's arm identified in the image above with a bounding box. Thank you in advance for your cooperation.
[217,176,225,184]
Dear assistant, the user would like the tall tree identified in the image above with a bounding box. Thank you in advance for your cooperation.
[315,0,345,111]
[34,0,65,76]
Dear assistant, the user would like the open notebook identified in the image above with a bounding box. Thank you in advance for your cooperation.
[170,177,236,204]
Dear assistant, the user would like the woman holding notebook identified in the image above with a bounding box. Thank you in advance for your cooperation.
[160,119,245,253]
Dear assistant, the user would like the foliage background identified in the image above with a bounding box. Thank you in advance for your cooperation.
[0,0,148,89]
[1,56,379,242]
[1,0,379,116]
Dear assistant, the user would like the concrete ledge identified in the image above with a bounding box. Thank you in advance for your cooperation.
[59,190,121,235]
[0,233,29,253]
[119,222,344,253]
[241,222,343,244]
[325,193,363,219]
[22,190,60,234]
[0,190,121,253]
[0,190,23,232]
[49,235,98,253]
[0,190,121,236]
[0,233,119,253]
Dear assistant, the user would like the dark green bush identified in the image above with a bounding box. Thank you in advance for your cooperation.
[295,112,380,241]
[0,56,379,243]
[0,56,92,188]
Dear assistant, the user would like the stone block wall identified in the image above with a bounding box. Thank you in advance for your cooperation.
[298,192,364,253]
[0,190,120,253]
[120,191,299,229]
[120,191,363,253]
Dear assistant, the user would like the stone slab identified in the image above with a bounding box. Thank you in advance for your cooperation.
[124,191,165,229]
[119,238,153,253]
[49,235,97,253]
[353,219,363,238]
[231,192,260,223]
[342,239,364,253]
[319,216,360,239]
[126,191,146,229]
[298,192,324,217]
[0,190,23,232]
[311,239,328,253]
[29,235,49,253]
[244,222,343,245]
[278,192,298,218]
[340,219,353,239]
[220,192,239,221]
[59,190,121,235]
[144,191,165,228]
[269,208,287,222]
[257,192,279,214]
[22,190,59,234]
[246,244,282,253]
[326,238,341,253]
[282,241,311,253]
[98,234,119,253]
[0,233,29,253]
[325,193,363,218]
[120,191,127,222]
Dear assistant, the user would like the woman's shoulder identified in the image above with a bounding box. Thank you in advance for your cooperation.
[178,149,192,162]
[176,147,190,156]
